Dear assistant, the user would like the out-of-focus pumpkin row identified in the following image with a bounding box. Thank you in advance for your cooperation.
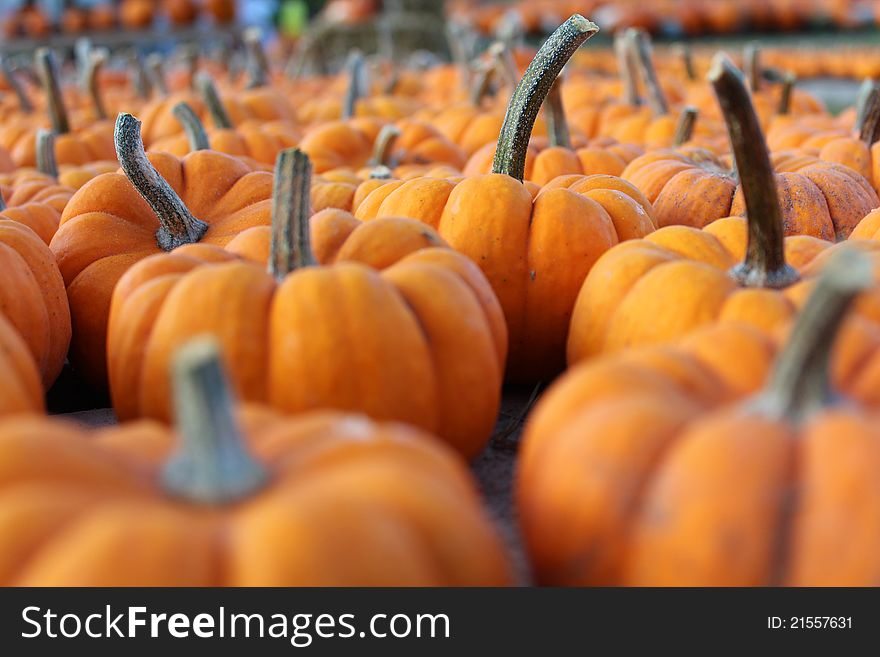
[3,11,880,586]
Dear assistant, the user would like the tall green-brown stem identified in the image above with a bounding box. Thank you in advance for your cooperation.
[614,31,640,106]
[857,85,880,146]
[0,55,34,113]
[114,113,208,250]
[710,53,799,289]
[342,50,366,121]
[369,124,401,168]
[673,106,697,147]
[545,75,571,149]
[270,149,315,279]
[750,248,871,424]
[627,28,668,116]
[195,73,234,130]
[86,50,108,121]
[35,48,70,135]
[243,27,270,89]
[35,129,58,178]
[492,15,599,181]
[162,339,268,504]
[777,72,796,116]
[172,102,210,151]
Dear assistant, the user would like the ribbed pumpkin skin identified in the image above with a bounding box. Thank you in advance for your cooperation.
[108,216,507,458]
[50,150,273,389]
[0,409,511,586]
[353,172,656,383]
[0,219,71,389]
[0,313,43,417]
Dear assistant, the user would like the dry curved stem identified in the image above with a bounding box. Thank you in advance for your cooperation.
[545,74,571,149]
[673,106,697,147]
[857,85,880,146]
[172,102,210,151]
[709,54,799,289]
[35,129,58,178]
[0,55,34,113]
[854,78,877,131]
[342,50,367,121]
[777,72,796,116]
[243,27,270,89]
[270,149,315,279]
[750,248,871,425]
[128,52,152,100]
[614,31,640,106]
[195,73,234,130]
[35,48,70,135]
[86,50,108,121]
[626,28,668,116]
[469,61,496,107]
[115,113,208,251]
[162,339,268,504]
[145,53,169,97]
[369,124,401,168]
[743,42,762,91]
[489,41,519,90]
[492,15,599,181]
[678,43,696,81]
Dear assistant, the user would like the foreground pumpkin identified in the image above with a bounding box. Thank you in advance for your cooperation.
[0,339,510,586]
[107,150,506,458]
[0,217,71,390]
[356,16,657,383]
[50,113,274,389]
[520,248,880,585]
[566,54,880,366]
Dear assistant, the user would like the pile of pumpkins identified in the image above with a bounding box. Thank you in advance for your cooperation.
[2,12,880,586]
[1,0,235,39]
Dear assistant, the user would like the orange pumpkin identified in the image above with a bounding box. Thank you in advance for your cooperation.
[50,113,274,389]
[0,339,510,586]
[0,313,44,417]
[355,17,658,383]
[107,150,507,458]
[520,248,880,585]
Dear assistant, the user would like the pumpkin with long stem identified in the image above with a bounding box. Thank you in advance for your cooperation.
[520,248,880,585]
[566,54,880,366]
[0,339,510,585]
[355,16,658,383]
[50,112,275,389]
[107,149,506,458]
[622,55,879,240]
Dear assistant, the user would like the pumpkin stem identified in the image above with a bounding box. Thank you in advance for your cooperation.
[492,15,599,181]
[172,102,211,151]
[853,78,877,132]
[369,124,401,168]
[35,48,70,135]
[489,41,519,90]
[469,61,496,107]
[614,31,640,106]
[710,53,799,289]
[777,72,796,116]
[752,249,871,424]
[35,129,58,178]
[85,49,108,121]
[673,106,698,147]
[857,85,880,146]
[128,52,153,100]
[195,73,234,130]
[546,75,572,149]
[627,28,668,116]
[145,53,169,97]
[114,113,208,251]
[270,149,315,279]
[679,43,696,81]
[181,44,200,90]
[342,50,367,120]
[243,27,270,89]
[162,339,268,504]
[0,55,34,113]
[370,165,393,180]
[743,42,762,91]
